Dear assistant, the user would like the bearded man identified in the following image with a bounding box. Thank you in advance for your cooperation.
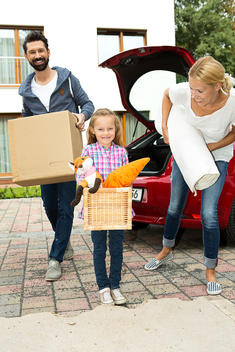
[19,31,94,281]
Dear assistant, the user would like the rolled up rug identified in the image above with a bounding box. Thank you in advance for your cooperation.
[167,105,220,194]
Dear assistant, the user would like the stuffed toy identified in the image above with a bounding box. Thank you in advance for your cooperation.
[103,157,150,188]
[69,156,103,207]
[69,156,150,207]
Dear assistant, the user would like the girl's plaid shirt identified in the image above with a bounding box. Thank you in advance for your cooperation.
[76,142,129,218]
[77,142,128,183]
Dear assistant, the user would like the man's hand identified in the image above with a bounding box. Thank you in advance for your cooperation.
[73,113,86,132]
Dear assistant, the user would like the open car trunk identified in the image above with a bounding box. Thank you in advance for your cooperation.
[126,131,172,176]
[100,46,195,177]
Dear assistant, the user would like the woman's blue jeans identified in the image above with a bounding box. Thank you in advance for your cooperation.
[91,230,124,290]
[163,160,228,269]
[41,181,76,263]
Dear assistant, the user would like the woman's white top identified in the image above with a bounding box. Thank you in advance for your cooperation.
[169,82,235,162]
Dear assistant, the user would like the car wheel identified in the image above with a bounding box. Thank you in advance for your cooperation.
[220,198,235,245]
[132,222,149,230]
[124,222,149,241]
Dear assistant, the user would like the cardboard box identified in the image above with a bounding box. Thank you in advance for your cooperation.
[8,110,83,186]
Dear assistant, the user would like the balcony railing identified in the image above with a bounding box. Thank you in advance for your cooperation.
[0,56,33,85]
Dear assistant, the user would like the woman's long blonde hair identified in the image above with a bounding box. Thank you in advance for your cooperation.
[189,56,232,94]
[87,108,124,146]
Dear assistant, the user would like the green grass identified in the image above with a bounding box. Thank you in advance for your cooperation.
[0,186,41,199]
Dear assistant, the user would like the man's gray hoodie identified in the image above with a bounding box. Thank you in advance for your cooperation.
[18,67,94,119]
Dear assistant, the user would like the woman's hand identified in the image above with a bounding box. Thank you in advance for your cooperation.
[207,142,217,152]
[162,126,169,145]
[161,88,172,145]
[73,113,86,132]
[207,126,235,152]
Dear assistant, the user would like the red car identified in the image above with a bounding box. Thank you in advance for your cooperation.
[100,46,235,242]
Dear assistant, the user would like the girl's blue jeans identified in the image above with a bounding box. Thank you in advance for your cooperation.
[163,160,228,269]
[91,230,124,290]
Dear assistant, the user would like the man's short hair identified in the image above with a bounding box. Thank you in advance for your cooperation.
[23,31,49,53]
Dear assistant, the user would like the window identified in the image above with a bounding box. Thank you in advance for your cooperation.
[0,114,20,174]
[0,25,43,85]
[118,111,149,146]
[97,28,147,64]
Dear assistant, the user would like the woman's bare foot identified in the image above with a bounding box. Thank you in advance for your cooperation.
[206,268,217,282]
[156,246,172,261]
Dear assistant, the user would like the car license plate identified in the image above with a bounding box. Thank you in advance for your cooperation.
[132,188,143,202]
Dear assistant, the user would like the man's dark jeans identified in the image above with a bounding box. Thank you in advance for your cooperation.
[41,181,76,262]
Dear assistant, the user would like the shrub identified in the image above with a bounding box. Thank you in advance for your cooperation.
[0,186,41,199]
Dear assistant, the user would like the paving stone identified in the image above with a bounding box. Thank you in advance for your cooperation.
[22,295,54,309]
[86,290,100,303]
[121,273,140,282]
[156,292,191,301]
[125,261,148,270]
[54,287,86,300]
[53,279,82,290]
[180,285,207,297]
[146,283,180,295]
[24,278,52,288]
[217,277,235,287]
[0,304,20,317]
[217,263,235,273]
[123,255,145,263]
[23,285,53,298]
[172,257,198,265]
[79,273,97,283]
[223,272,235,281]
[0,269,24,278]
[21,306,55,316]
[170,275,202,287]
[0,293,21,305]
[74,266,94,275]
[0,276,23,285]
[221,287,235,300]
[1,262,25,271]
[120,281,146,293]
[138,274,170,285]
[124,291,153,304]
[56,298,90,312]
[82,282,99,292]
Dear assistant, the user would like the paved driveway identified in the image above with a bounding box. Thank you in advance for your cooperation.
[0,198,234,317]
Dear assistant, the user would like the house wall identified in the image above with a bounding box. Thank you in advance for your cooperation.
[0,0,175,114]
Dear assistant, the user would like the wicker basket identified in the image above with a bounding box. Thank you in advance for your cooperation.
[83,187,132,231]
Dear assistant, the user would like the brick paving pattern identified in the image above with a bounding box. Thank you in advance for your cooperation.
[0,198,234,318]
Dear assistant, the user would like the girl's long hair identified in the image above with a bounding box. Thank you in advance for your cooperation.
[87,108,124,146]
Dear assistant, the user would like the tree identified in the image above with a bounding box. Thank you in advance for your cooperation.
[175,0,235,75]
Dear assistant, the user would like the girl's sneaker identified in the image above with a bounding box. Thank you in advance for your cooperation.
[111,289,127,305]
[99,288,114,304]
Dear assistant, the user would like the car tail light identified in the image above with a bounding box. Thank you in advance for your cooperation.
[192,214,201,219]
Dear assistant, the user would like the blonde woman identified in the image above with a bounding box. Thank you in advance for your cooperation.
[145,56,235,295]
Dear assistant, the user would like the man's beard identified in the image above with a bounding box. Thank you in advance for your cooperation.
[29,57,49,71]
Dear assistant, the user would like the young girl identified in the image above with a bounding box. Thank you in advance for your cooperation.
[79,108,128,305]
